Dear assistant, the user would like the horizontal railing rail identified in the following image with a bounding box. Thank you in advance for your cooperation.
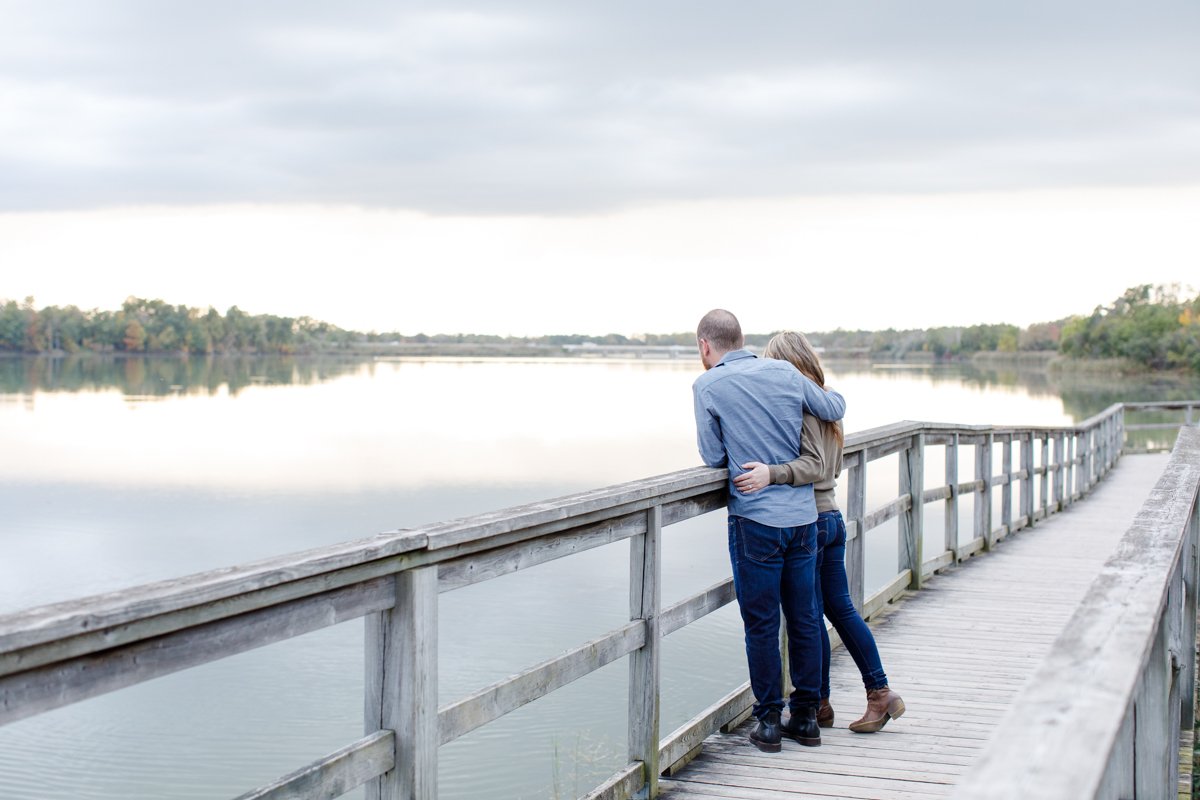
[2,400,1193,799]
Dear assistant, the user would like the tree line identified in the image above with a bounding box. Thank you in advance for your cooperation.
[2,285,1198,373]
[0,297,359,355]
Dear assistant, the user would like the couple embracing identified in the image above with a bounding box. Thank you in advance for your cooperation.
[692,309,905,753]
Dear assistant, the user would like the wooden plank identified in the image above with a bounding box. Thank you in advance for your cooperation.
[671,759,957,792]
[863,495,910,534]
[901,434,925,589]
[920,551,955,577]
[1000,438,1013,531]
[662,743,705,778]
[1040,434,1050,519]
[1127,421,1197,431]
[945,433,959,557]
[438,620,643,744]
[662,776,948,800]
[582,763,643,800]
[1052,432,1065,509]
[864,436,916,462]
[976,433,993,550]
[844,421,924,456]
[392,566,439,799]
[662,490,727,527]
[0,576,393,727]
[660,682,754,771]
[1123,401,1200,412]
[629,506,662,796]
[235,731,394,800]
[0,553,420,681]
[922,486,951,503]
[436,509,646,592]
[1070,432,1081,504]
[0,534,426,660]
[846,457,867,611]
[862,572,910,620]
[423,467,726,551]
[661,579,735,637]
[697,739,967,776]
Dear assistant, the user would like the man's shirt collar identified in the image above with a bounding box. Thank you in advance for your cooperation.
[716,348,756,367]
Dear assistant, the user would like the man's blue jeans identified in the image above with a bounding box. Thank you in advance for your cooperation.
[727,515,821,720]
[816,510,888,696]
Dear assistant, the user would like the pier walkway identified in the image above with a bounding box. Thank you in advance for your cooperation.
[659,451,1171,800]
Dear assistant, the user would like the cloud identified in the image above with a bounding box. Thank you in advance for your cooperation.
[1,0,1198,214]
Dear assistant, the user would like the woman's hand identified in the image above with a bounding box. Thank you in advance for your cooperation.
[734,462,771,494]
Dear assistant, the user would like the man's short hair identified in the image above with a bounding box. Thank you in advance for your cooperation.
[697,309,744,352]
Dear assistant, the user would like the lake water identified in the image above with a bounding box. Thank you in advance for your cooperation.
[1,354,1196,799]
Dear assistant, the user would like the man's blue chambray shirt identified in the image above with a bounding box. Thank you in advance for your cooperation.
[693,349,846,528]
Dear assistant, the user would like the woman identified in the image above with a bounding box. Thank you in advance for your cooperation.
[733,331,905,733]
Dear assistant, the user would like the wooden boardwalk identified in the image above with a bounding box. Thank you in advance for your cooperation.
[659,451,1172,800]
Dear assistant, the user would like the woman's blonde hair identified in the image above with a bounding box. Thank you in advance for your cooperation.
[764,331,824,386]
[764,330,843,445]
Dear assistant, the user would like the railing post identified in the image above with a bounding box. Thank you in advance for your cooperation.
[1113,409,1124,467]
[1089,429,1099,491]
[946,433,960,554]
[846,454,866,611]
[976,433,994,550]
[1183,498,1199,731]
[1053,433,1065,512]
[1079,431,1087,500]
[1070,431,1080,506]
[1021,433,1034,529]
[1039,434,1050,521]
[1105,415,1113,472]
[900,434,925,589]
[1110,413,1118,469]
[1100,419,1107,476]
[1000,436,1013,535]
[629,505,661,797]
[1108,410,1118,465]
[366,566,439,800]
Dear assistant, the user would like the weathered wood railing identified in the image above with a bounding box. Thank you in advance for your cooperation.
[953,423,1200,799]
[0,400,1187,800]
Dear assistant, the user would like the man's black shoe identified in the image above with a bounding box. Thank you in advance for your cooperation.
[782,705,821,747]
[748,710,782,753]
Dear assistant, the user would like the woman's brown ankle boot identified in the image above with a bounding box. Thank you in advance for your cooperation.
[848,686,905,733]
[817,697,834,728]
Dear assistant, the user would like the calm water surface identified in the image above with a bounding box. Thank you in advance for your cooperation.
[1,355,1195,799]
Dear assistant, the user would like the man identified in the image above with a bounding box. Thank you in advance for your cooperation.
[692,309,846,753]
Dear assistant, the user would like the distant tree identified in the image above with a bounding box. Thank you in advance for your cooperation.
[1019,321,1061,351]
[0,300,26,351]
[123,319,147,352]
[1058,284,1199,372]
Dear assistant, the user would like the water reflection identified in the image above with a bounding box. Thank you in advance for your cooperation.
[0,354,368,398]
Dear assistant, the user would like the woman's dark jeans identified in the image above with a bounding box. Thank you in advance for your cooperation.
[727,515,822,719]
[816,510,888,695]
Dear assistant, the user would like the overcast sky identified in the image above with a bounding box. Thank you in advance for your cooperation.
[2,1,1198,335]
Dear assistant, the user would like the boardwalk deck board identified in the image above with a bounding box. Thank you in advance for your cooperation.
[659,452,1171,799]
